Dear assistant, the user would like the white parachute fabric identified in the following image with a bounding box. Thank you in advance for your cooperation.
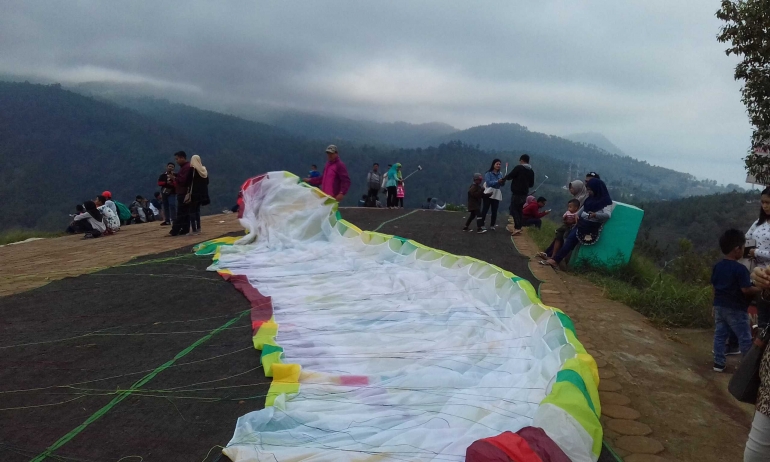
[219,173,594,462]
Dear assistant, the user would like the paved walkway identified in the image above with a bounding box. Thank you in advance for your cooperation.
[0,214,242,297]
[515,230,752,462]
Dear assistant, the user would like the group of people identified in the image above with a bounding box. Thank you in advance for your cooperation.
[158,151,210,236]
[66,151,210,238]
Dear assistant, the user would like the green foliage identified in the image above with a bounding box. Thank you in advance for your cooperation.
[443,203,466,212]
[530,222,713,327]
[717,0,770,180]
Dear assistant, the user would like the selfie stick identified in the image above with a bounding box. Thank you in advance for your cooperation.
[402,165,423,181]
[531,175,549,194]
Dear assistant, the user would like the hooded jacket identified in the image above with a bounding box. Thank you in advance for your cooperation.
[386,163,402,188]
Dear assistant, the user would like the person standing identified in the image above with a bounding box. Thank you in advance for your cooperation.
[478,158,505,232]
[504,154,535,235]
[157,162,176,226]
[747,266,770,460]
[189,154,210,235]
[747,187,770,330]
[170,151,192,236]
[366,163,382,206]
[385,163,402,209]
[319,145,350,201]
[463,173,486,233]
[396,180,405,208]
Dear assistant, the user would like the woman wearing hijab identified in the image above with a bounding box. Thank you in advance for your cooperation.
[385,163,402,209]
[543,178,614,267]
[477,159,505,231]
[537,180,590,259]
[71,201,107,238]
[188,154,210,235]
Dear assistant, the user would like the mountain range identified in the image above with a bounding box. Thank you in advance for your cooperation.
[0,80,739,232]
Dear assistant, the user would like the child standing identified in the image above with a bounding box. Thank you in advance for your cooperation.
[463,173,486,233]
[396,181,405,208]
[711,229,761,372]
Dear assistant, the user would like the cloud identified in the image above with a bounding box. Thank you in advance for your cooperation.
[0,0,753,184]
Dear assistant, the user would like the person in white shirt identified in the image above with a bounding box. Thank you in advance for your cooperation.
[72,201,107,238]
[95,194,120,232]
[746,187,770,328]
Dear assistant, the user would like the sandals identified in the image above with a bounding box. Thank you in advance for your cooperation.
[535,252,548,259]
[539,260,558,269]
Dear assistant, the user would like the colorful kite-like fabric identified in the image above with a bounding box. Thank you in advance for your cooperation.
[198,171,602,462]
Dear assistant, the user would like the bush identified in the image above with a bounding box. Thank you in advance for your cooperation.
[0,229,62,246]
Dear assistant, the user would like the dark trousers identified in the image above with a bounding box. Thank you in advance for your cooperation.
[465,210,480,228]
[387,186,397,207]
[478,198,499,228]
[190,201,201,231]
[523,218,542,229]
[69,219,102,237]
[397,197,404,207]
[366,187,379,206]
[509,194,527,230]
[171,194,190,235]
[544,225,570,257]
[553,227,580,263]
[758,299,770,329]
[162,192,175,224]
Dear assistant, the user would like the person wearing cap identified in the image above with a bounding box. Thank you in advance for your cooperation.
[319,145,350,201]
[585,172,600,182]
[101,191,118,216]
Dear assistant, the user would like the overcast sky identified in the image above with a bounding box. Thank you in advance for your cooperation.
[0,1,753,185]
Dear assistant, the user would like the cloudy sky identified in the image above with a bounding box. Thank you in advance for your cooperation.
[0,1,753,185]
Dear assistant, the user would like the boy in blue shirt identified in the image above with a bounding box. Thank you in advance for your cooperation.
[711,229,761,372]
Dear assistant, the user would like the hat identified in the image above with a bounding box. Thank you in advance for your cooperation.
[102,191,112,199]
[325,145,338,154]
[586,172,600,179]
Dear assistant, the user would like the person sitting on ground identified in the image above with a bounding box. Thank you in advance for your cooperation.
[66,204,87,233]
[463,173,486,233]
[101,191,118,216]
[130,196,147,224]
[422,197,432,209]
[358,195,367,207]
[711,229,759,373]
[585,171,600,182]
[71,201,107,238]
[538,182,588,259]
[543,178,614,268]
[522,196,550,229]
[303,164,322,187]
[95,194,120,233]
[429,198,446,211]
[150,192,163,220]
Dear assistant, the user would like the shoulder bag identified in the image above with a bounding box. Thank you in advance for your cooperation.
[729,324,770,404]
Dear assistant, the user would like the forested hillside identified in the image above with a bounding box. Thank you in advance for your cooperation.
[436,123,739,198]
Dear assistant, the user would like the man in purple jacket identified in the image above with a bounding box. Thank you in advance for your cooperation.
[320,145,350,201]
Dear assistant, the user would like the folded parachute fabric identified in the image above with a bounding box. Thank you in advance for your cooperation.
[201,171,602,462]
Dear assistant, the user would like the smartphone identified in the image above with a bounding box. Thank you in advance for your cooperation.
[745,238,757,258]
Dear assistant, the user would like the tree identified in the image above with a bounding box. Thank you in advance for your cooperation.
[717,0,770,182]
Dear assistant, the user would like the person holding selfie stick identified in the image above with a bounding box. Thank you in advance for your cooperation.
[746,187,770,329]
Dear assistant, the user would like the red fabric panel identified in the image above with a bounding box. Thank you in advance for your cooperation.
[517,427,571,462]
[466,440,514,462]
[339,375,369,386]
[486,432,543,462]
[220,273,273,333]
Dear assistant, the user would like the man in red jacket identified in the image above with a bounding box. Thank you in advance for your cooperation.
[169,151,192,236]
[319,145,350,201]
[522,196,550,229]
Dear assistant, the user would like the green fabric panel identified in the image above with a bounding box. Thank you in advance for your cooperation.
[392,235,408,243]
[262,344,284,357]
[335,210,342,220]
[542,384,603,456]
[556,312,577,337]
[572,201,644,268]
[556,369,596,415]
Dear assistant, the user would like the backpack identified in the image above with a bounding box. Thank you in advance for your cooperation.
[143,207,156,222]
[113,201,132,223]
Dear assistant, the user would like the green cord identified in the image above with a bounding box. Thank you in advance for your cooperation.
[30,309,250,462]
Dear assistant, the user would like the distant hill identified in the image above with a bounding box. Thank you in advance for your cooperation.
[563,132,626,156]
[434,123,736,198]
